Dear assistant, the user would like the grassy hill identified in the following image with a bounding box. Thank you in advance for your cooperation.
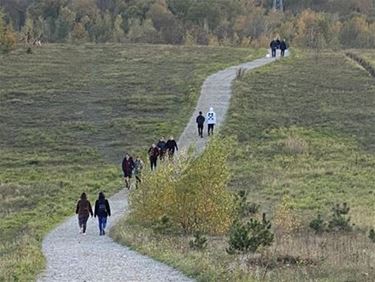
[113,51,375,281]
[0,44,260,281]
[223,51,375,279]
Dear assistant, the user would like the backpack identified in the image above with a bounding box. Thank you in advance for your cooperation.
[98,200,106,214]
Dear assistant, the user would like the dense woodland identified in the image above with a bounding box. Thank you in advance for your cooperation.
[2,0,375,50]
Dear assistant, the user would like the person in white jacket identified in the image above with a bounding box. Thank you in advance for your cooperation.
[206,107,216,136]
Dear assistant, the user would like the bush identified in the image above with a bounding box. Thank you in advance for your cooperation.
[129,136,236,235]
[226,213,274,254]
[309,214,326,233]
[189,232,208,250]
[328,202,352,232]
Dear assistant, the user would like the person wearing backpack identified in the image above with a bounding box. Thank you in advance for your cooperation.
[157,137,167,161]
[196,111,205,138]
[75,192,93,235]
[94,192,111,236]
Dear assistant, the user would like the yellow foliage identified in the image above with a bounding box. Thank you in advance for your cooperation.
[273,196,302,237]
[129,137,236,235]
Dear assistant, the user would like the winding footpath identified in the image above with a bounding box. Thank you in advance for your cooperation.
[38,50,283,282]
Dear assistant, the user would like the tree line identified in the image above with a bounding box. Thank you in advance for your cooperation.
[2,0,375,50]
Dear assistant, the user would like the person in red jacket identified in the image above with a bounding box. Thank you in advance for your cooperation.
[122,153,135,189]
[148,143,160,170]
[76,192,93,235]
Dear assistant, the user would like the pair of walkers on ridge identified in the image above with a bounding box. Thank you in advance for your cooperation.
[270,38,288,57]
[196,107,216,138]
[76,192,111,236]
[122,154,144,189]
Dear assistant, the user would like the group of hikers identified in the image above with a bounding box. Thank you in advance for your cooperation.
[75,107,217,236]
[270,38,288,57]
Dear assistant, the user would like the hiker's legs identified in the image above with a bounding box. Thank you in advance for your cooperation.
[81,215,89,233]
[136,176,141,188]
[168,150,174,160]
[150,157,157,170]
[198,125,203,137]
[208,124,214,135]
[98,216,107,235]
[98,216,104,234]
[78,216,85,232]
[153,157,157,169]
[281,50,285,57]
[149,157,153,170]
[102,217,107,231]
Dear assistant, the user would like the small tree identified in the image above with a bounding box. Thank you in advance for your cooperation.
[129,136,236,235]
[0,9,16,53]
[328,202,352,232]
[309,214,326,233]
[227,213,274,254]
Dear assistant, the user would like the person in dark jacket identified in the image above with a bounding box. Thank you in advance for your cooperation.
[280,39,287,57]
[196,111,205,138]
[122,153,135,189]
[76,192,93,235]
[276,38,281,49]
[165,136,178,160]
[94,192,111,236]
[157,137,167,160]
[148,143,160,170]
[270,39,277,57]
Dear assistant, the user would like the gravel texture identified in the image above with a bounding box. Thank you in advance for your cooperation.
[38,51,281,282]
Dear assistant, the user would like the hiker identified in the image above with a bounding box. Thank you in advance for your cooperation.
[165,136,178,160]
[26,31,31,44]
[122,153,135,189]
[270,39,277,58]
[280,39,287,57]
[133,156,144,188]
[94,192,111,236]
[148,143,160,170]
[276,38,281,50]
[157,137,167,160]
[206,107,216,136]
[75,192,93,235]
[196,111,205,138]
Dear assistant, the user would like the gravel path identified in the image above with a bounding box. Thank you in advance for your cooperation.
[38,50,283,282]
[178,50,285,152]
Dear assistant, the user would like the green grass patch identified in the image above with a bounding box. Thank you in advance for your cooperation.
[0,43,260,281]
